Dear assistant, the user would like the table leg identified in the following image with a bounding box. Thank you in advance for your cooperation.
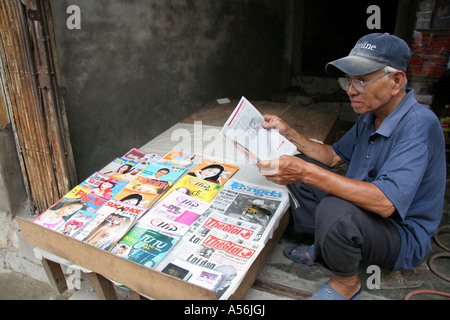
[88,273,118,300]
[41,258,68,294]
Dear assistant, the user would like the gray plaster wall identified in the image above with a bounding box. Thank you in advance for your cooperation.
[50,0,286,181]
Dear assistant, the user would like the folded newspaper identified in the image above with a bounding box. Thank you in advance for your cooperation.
[221,96,297,161]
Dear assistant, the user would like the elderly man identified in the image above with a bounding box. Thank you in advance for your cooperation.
[257,33,446,300]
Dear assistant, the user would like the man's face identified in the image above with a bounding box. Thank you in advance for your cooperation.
[345,69,394,115]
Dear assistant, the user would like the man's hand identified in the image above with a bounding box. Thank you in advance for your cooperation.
[257,155,308,185]
[262,115,293,139]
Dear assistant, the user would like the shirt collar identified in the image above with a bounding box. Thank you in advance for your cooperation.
[364,89,417,137]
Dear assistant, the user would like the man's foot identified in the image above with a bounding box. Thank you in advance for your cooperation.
[283,244,316,265]
[307,282,363,300]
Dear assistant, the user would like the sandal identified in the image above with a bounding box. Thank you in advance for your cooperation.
[283,244,316,265]
[308,283,363,300]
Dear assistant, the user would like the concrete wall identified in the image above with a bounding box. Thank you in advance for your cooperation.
[49,0,286,181]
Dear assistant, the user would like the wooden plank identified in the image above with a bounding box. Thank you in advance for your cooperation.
[16,217,218,300]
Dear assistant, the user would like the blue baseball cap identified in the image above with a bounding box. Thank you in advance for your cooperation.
[326,33,412,75]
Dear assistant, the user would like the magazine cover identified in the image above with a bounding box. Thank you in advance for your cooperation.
[113,175,172,209]
[33,196,90,231]
[139,161,187,183]
[122,148,164,165]
[115,227,181,269]
[81,200,147,251]
[64,185,108,212]
[79,172,128,200]
[162,151,203,170]
[55,210,97,237]
[99,157,144,181]
[111,210,189,256]
[186,157,238,185]
[163,175,223,203]
[148,190,211,226]
[33,183,109,231]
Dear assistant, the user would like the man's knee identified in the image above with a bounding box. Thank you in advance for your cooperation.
[315,196,364,242]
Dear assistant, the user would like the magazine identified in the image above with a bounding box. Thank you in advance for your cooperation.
[111,210,189,261]
[99,157,145,182]
[221,96,297,161]
[161,258,225,292]
[186,157,239,185]
[162,151,203,170]
[113,175,171,209]
[32,194,93,231]
[195,178,290,243]
[81,200,147,251]
[55,210,98,237]
[148,190,211,226]
[156,228,263,299]
[139,161,187,183]
[33,183,110,231]
[122,148,164,165]
[113,223,182,269]
[163,175,223,203]
[79,172,128,200]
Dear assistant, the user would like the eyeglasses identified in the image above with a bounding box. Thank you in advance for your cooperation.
[338,73,392,94]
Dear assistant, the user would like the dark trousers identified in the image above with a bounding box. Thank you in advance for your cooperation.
[287,155,401,277]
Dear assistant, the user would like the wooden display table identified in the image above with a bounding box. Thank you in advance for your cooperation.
[17,99,340,300]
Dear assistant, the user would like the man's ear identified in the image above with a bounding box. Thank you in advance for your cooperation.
[391,71,407,94]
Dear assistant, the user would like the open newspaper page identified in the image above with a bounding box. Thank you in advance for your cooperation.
[221,96,297,161]
[191,178,290,244]
[156,228,263,300]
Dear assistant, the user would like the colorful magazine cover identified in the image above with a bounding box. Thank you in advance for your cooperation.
[162,151,203,170]
[55,210,97,237]
[114,227,181,269]
[148,190,211,226]
[82,200,147,251]
[79,172,128,200]
[99,157,145,182]
[33,196,90,231]
[113,175,171,209]
[111,210,189,257]
[64,185,108,212]
[122,148,164,165]
[33,184,109,231]
[186,157,238,185]
[164,175,223,203]
[139,161,187,183]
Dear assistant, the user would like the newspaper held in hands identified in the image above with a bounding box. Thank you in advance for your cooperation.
[221,97,297,162]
